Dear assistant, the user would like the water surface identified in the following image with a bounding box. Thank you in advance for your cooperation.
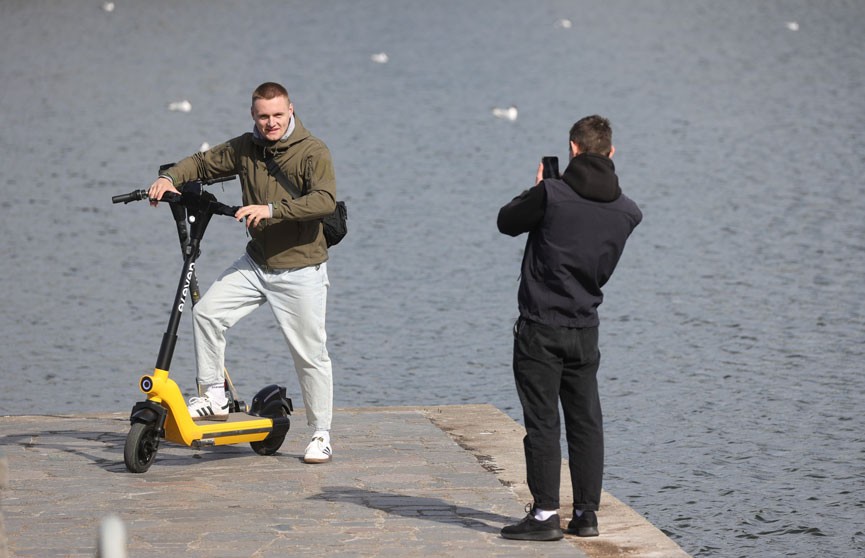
[1,1,863,556]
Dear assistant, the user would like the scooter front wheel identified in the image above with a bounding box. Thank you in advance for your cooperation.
[125,421,160,473]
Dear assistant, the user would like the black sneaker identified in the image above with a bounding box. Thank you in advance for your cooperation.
[566,510,599,537]
[501,505,563,541]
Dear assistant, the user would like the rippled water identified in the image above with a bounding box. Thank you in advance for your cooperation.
[2,1,863,556]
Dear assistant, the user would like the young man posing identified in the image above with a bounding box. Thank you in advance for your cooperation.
[148,82,336,464]
[497,115,642,539]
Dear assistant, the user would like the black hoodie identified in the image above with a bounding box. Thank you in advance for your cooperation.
[497,153,642,327]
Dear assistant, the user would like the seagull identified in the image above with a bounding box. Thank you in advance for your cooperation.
[199,142,211,152]
[555,18,572,29]
[785,21,799,31]
[371,52,389,64]
[102,2,115,12]
[492,105,518,121]
[168,100,192,113]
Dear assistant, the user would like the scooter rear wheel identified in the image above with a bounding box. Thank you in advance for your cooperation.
[125,421,160,473]
[250,402,289,456]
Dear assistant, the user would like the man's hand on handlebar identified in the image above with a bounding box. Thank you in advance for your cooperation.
[235,205,271,229]
[147,177,180,206]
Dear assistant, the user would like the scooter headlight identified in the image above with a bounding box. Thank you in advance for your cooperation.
[140,376,154,393]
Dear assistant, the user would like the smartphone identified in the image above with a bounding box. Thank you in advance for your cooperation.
[541,156,560,179]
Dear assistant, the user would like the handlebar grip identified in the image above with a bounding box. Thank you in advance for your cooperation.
[214,205,241,217]
[111,190,148,204]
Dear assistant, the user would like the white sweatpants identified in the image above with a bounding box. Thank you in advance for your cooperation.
[192,253,333,430]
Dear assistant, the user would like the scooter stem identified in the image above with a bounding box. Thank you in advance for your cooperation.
[154,197,214,372]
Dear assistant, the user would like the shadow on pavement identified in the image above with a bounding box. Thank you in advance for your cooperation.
[308,485,515,534]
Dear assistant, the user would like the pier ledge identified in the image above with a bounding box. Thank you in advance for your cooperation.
[0,405,688,557]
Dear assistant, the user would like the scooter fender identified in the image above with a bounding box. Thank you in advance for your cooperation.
[130,400,167,432]
[249,384,293,416]
[249,384,293,444]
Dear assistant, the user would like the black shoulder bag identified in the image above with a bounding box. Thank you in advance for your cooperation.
[266,155,347,247]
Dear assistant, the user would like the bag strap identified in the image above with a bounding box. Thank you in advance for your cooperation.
[264,155,303,199]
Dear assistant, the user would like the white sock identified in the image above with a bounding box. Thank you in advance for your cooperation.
[313,430,330,445]
[573,509,584,518]
[205,383,227,405]
[534,508,557,521]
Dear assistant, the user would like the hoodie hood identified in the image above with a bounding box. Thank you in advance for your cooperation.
[561,153,621,202]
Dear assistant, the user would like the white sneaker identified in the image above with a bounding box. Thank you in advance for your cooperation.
[303,436,332,463]
[187,395,229,421]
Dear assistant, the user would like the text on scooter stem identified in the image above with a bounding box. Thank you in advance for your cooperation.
[178,263,195,313]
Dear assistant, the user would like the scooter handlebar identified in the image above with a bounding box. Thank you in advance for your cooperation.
[111,188,239,216]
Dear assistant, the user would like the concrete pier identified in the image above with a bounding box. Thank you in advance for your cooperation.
[0,405,688,557]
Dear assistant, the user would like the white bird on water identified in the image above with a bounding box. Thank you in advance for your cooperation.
[168,100,192,113]
[371,52,389,64]
[492,105,518,121]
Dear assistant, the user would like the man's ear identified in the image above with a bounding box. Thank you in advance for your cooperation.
[570,140,580,158]
[608,145,615,158]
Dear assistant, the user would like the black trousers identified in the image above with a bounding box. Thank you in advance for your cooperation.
[512,317,603,512]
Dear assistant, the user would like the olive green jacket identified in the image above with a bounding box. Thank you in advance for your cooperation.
[162,115,336,269]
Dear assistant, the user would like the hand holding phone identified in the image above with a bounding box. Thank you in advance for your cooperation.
[541,156,560,180]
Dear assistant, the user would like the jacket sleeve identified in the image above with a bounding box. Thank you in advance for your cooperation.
[161,140,239,186]
[271,145,336,221]
[497,183,546,236]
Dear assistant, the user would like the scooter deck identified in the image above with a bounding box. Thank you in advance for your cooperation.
[188,412,270,425]
[164,410,274,447]
[222,411,265,422]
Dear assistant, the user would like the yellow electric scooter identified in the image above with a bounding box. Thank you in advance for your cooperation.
[112,178,293,473]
